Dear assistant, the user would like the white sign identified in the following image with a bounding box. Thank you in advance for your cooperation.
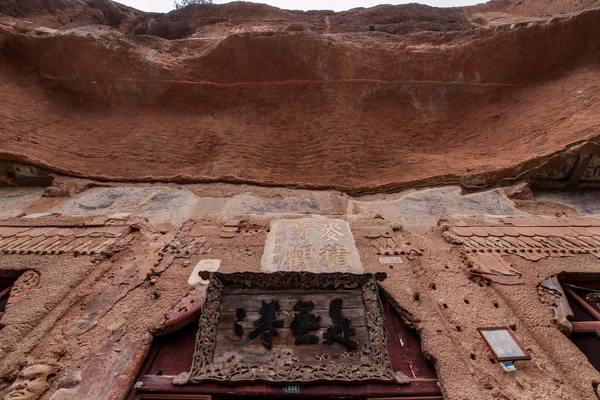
[189,259,221,286]
[379,256,403,264]
[285,384,300,393]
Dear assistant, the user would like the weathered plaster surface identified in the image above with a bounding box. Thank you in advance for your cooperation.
[349,186,524,227]
[390,187,524,226]
[0,182,599,400]
[0,254,99,377]
[53,186,214,227]
[0,187,45,219]
[222,192,338,216]
[534,190,600,215]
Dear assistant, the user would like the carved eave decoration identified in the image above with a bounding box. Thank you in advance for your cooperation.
[177,272,405,385]
[443,217,600,283]
[0,225,128,255]
[444,218,600,261]
[526,141,600,189]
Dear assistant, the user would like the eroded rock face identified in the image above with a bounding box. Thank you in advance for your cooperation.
[0,1,598,191]
[3,364,56,400]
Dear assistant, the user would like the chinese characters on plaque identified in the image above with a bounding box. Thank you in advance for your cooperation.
[248,300,284,349]
[186,273,400,384]
[290,300,320,345]
[262,218,363,273]
[235,298,358,349]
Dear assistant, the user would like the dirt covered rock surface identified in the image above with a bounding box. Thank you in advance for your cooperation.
[0,0,599,191]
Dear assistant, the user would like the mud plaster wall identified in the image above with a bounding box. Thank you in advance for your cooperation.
[357,227,600,400]
[0,218,274,398]
[0,205,599,399]
[491,255,600,395]
[0,254,97,376]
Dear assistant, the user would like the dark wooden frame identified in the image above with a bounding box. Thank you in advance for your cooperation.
[562,284,600,337]
[477,327,531,362]
[136,395,212,400]
[129,280,442,400]
[0,278,15,323]
[181,272,401,385]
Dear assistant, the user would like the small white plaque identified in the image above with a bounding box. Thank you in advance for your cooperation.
[189,259,221,286]
[379,256,403,264]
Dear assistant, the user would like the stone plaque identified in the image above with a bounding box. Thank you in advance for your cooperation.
[181,272,403,384]
[261,217,363,273]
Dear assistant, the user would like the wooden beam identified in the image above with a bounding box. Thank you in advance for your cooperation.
[565,287,600,321]
[566,282,600,290]
[571,321,600,338]
[0,285,12,301]
[571,321,600,332]
[569,154,592,188]
[135,376,443,397]
[367,397,443,400]
[137,395,211,400]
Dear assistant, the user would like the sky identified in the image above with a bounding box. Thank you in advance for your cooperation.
[117,0,484,13]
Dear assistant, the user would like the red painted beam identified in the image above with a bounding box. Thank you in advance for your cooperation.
[572,321,600,331]
[367,397,443,400]
[571,321,600,338]
[0,285,12,301]
[137,395,211,400]
[565,287,600,321]
[135,375,442,397]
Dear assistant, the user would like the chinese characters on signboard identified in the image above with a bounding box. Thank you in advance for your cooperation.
[235,298,357,349]
[185,273,400,384]
[262,218,363,273]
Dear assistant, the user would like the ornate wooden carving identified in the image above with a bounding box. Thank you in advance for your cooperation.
[177,272,403,384]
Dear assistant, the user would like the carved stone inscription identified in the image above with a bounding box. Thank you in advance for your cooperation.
[185,273,400,384]
[262,218,363,273]
[581,155,600,182]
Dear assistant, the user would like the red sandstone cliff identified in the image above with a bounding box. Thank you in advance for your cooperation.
[0,0,599,191]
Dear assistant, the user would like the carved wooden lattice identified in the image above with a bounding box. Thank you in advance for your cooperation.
[179,272,404,384]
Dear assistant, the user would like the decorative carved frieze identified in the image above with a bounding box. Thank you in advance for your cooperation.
[365,228,422,258]
[153,223,216,273]
[528,141,600,189]
[444,223,600,261]
[0,226,127,255]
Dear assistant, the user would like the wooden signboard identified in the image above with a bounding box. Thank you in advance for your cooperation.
[177,272,405,385]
